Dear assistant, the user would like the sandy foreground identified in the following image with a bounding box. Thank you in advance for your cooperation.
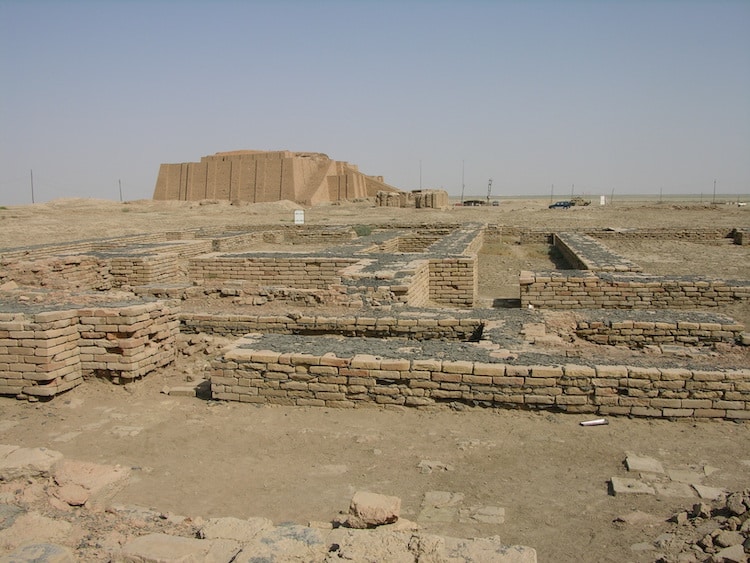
[0,197,749,562]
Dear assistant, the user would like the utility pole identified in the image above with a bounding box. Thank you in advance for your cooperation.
[550,184,554,204]
[30,170,35,204]
[419,160,422,190]
[460,160,465,205]
[712,179,716,204]
[118,179,123,202]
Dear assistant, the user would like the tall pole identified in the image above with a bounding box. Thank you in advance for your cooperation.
[119,179,123,202]
[712,179,716,204]
[30,169,35,204]
[460,160,465,205]
[550,184,554,203]
[419,160,422,190]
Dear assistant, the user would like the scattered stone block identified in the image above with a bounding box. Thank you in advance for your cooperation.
[712,544,746,563]
[714,530,745,548]
[625,454,665,474]
[344,491,401,528]
[610,477,655,496]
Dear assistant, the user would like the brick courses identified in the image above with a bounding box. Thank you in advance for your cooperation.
[210,338,750,420]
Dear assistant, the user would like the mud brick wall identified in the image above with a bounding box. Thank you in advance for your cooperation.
[429,257,477,307]
[109,255,181,287]
[369,231,451,254]
[0,233,169,262]
[0,255,112,290]
[402,260,431,306]
[514,227,736,245]
[210,345,750,420]
[77,302,179,382]
[188,256,358,289]
[576,319,744,347]
[520,271,750,310]
[181,312,483,340]
[553,233,643,272]
[0,310,82,399]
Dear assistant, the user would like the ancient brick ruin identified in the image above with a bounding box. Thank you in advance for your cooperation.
[153,150,402,205]
[1,222,748,420]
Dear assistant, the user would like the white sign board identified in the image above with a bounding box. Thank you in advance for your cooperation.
[294,210,305,225]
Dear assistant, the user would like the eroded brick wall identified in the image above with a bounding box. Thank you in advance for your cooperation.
[0,301,178,400]
[210,344,750,420]
[520,271,750,309]
[188,256,358,289]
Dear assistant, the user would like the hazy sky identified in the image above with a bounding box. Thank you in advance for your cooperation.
[1,0,749,205]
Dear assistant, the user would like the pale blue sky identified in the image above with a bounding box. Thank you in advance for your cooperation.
[1,0,749,205]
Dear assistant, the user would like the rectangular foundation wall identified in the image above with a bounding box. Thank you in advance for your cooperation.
[210,346,750,420]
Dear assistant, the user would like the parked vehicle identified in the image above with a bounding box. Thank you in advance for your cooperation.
[549,200,573,209]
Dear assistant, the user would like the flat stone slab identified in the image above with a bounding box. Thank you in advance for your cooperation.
[625,454,665,474]
[419,491,465,523]
[0,511,78,553]
[113,533,240,563]
[666,468,703,484]
[610,477,655,496]
[231,525,326,562]
[0,504,24,532]
[199,516,274,542]
[0,543,75,563]
[692,484,727,500]
[653,482,696,499]
[0,446,64,480]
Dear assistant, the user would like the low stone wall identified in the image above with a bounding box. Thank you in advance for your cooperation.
[0,300,178,400]
[516,227,735,245]
[181,312,483,340]
[576,318,744,347]
[553,233,643,272]
[188,256,358,289]
[520,270,750,309]
[210,339,750,420]
[0,255,112,291]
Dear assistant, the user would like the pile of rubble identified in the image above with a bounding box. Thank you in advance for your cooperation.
[658,490,750,563]
[0,444,536,562]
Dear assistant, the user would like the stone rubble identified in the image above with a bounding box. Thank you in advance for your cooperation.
[0,445,536,562]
